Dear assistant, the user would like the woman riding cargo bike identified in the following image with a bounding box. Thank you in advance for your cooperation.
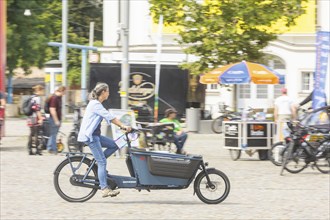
[53,83,231,204]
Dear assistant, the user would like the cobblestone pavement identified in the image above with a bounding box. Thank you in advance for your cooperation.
[1,118,329,220]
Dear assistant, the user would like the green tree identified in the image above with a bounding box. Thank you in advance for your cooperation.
[6,0,103,102]
[150,0,308,74]
[7,0,57,75]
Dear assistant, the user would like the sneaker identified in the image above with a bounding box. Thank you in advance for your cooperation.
[101,187,120,198]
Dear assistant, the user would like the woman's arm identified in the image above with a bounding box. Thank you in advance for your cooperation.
[94,102,131,131]
[111,118,129,130]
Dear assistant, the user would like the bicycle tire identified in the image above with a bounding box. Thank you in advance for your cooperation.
[53,156,98,202]
[282,145,306,174]
[315,158,330,174]
[194,169,230,204]
[315,140,330,174]
[258,150,269,160]
[269,142,286,166]
[211,116,224,134]
[229,149,241,161]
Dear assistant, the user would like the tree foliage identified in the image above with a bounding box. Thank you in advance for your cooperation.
[6,0,103,86]
[150,0,308,74]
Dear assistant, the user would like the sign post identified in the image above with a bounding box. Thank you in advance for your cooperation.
[154,15,163,122]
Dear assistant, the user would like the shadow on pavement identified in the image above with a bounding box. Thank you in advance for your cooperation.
[0,146,25,152]
[90,200,240,205]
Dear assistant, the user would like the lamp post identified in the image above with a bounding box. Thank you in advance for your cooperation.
[120,0,129,110]
[62,0,68,118]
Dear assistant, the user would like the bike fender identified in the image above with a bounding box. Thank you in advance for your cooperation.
[53,156,93,175]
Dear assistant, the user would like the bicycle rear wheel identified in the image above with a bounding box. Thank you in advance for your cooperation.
[315,157,330,174]
[229,149,241,161]
[211,116,224,134]
[54,156,98,202]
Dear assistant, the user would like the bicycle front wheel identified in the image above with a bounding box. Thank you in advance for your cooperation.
[211,116,224,134]
[283,147,307,174]
[194,169,230,204]
[315,141,330,174]
[53,157,98,202]
[269,142,286,166]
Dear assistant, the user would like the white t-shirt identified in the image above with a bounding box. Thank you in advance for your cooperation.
[274,95,294,115]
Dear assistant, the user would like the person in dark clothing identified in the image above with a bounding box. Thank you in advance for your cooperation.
[46,86,66,154]
[299,90,313,107]
[300,89,328,107]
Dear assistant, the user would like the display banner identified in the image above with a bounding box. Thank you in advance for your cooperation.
[312,31,330,110]
[90,63,189,120]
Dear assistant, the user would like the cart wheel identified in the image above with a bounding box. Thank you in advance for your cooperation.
[258,150,269,160]
[229,150,241,161]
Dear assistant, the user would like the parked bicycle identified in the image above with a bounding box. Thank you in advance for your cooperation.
[269,106,330,166]
[211,104,242,134]
[67,104,84,152]
[280,122,329,175]
[53,128,231,204]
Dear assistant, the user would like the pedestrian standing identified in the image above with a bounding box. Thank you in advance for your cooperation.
[27,85,44,155]
[46,86,66,154]
[274,88,296,141]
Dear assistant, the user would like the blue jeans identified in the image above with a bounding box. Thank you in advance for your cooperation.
[46,117,60,152]
[174,132,188,150]
[86,135,119,189]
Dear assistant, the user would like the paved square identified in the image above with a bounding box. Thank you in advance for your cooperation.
[1,119,329,220]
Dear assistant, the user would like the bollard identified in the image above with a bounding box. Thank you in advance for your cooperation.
[186,108,200,133]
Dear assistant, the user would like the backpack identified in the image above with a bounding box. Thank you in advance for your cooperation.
[44,95,53,114]
[22,95,36,116]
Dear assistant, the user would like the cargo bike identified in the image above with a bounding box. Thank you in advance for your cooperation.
[53,128,230,204]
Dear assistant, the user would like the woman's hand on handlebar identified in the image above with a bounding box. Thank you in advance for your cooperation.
[121,125,132,132]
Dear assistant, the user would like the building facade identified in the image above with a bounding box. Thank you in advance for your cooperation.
[101,0,330,116]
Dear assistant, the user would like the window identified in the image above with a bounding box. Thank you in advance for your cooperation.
[301,71,314,92]
[274,85,284,98]
[210,84,218,90]
[238,84,251,98]
[207,84,218,90]
[256,85,268,99]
